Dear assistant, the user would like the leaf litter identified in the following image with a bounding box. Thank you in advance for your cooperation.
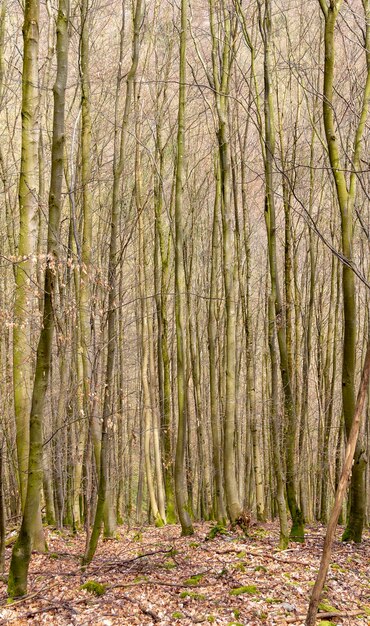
[0,522,368,625]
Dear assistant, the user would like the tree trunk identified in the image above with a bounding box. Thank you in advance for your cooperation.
[318,0,370,542]
[8,0,69,596]
[261,0,303,541]
[174,0,194,537]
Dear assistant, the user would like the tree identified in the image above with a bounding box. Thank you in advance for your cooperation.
[174,0,194,537]
[12,0,45,552]
[318,0,370,542]
[83,0,144,564]
[8,0,69,596]
[260,0,304,541]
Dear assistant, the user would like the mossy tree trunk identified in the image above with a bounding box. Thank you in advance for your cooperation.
[208,158,227,525]
[12,0,45,551]
[79,0,100,485]
[83,0,144,564]
[0,440,5,573]
[268,295,289,549]
[318,0,370,542]
[8,0,69,597]
[151,34,176,525]
[320,253,339,522]
[261,0,304,542]
[174,0,194,537]
[136,115,164,528]
[208,0,243,525]
[154,121,176,524]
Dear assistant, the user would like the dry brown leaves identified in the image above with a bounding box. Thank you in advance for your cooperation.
[0,522,369,625]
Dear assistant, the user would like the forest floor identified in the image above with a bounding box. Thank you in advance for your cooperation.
[0,521,369,625]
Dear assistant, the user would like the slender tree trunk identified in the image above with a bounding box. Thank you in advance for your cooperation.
[208,159,227,524]
[208,0,243,525]
[84,0,144,563]
[147,304,167,524]
[79,0,98,474]
[268,295,289,548]
[151,42,176,524]
[261,0,303,541]
[174,0,193,537]
[0,441,5,573]
[137,130,163,527]
[320,254,339,521]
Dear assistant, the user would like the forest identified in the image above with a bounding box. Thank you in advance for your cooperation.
[0,0,369,623]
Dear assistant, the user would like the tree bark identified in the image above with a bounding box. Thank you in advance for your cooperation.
[174,0,194,537]
[8,0,69,596]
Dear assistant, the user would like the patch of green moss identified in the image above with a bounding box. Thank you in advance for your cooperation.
[253,528,268,538]
[254,565,268,572]
[49,552,59,560]
[169,548,179,556]
[234,562,246,572]
[232,609,241,618]
[183,574,203,586]
[289,520,305,543]
[133,531,142,542]
[218,567,228,577]
[259,612,268,621]
[81,580,106,596]
[318,601,337,613]
[330,563,346,572]
[163,560,177,570]
[206,523,228,540]
[180,591,205,600]
[207,616,216,623]
[134,575,148,583]
[236,550,245,559]
[341,528,352,542]
[265,597,281,604]
[318,622,335,626]
[189,541,200,548]
[230,585,258,596]
[172,611,184,619]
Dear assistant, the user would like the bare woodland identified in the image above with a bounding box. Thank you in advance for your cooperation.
[0,0,370,622]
